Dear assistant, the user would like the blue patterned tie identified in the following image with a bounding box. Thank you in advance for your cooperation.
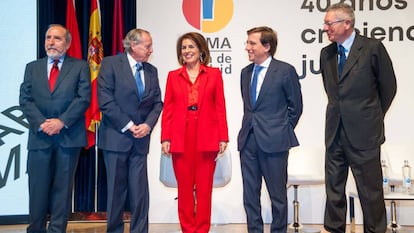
[338,44,346,78]
[135,63,144,100]
[250,65,264,107]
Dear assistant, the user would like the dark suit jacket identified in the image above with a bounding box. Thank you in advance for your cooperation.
[161,65,229,153]
[237,58,303,153]
[97,53,163,154]
[19,56,91,149]
[320,34,397,150]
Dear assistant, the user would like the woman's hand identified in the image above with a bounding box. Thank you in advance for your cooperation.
[161,141,171,157]
[218,141,228,157]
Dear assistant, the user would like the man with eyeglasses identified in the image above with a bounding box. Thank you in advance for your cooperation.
[320,3,397,233]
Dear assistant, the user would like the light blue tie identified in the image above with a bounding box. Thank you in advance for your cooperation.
[338,44,346,78]
[250,65,263,107]
[135,63,144,100]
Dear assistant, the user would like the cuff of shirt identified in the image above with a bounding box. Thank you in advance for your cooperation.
[122,121,134,133]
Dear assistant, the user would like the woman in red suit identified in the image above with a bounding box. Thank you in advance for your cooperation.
[161,32,229,233]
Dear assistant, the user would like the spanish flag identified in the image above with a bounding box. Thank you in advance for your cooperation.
[85,0,103,148]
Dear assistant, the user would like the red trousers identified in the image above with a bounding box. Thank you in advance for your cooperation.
[172,111,217,233]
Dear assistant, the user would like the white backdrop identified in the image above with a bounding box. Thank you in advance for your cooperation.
[138,0,414,225]
[0,0,413,226]
[0,0,36,216]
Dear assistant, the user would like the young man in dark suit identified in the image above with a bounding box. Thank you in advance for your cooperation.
[19,24,91,233]
[320,3,397,233]
[238,26,303,233]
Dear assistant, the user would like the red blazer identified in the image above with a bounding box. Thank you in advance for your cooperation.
[161,65,229,153]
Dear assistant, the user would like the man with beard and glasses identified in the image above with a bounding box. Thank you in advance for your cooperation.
[19,24,91,233]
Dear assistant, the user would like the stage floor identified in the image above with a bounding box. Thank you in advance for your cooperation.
[1,223,413,233]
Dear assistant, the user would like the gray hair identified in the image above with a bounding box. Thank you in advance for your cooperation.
[123,28,150,52]
[46,24,72,43]
[327,3,355,28]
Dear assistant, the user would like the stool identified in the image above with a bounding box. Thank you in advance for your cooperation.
[287,146,325,233]
[349,188,414,233]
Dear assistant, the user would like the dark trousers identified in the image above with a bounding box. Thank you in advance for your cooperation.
[27,145,80,233]
[103,149,149,233]
[324,125,386,233]
[240,132,288,233]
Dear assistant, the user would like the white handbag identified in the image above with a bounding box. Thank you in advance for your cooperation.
[159,149,232,188]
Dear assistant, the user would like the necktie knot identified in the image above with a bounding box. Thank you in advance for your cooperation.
[52,60,60,69]
[136,63,142,71]
[254,65,264,75]
[338,45,345,56]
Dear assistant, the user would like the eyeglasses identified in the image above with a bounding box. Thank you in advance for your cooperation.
[323,20,345,27]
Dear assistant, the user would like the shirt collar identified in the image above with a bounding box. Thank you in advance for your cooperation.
[181,64,207,75]
[256,56,272,68]
[339,30,356,54]
[199,64,207,73]
[48,56,64,64]
[127,52,142,68]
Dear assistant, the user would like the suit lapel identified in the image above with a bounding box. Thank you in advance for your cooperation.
[340,35,362,80]
[142,62,153,99]
[196,67,208,110]
[255,59,276,107]
[177,68,189,106]
[52,57,73,92]
[242,64,254,109]
[324,43,340,83]
[39,58,50,93]
[328,45,340,82]
[120,54,141,100]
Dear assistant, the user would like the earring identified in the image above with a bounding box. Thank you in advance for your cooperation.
[199,54,204,63]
